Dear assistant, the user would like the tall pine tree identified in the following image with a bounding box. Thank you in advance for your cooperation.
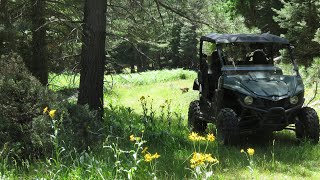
[78,0,107,116]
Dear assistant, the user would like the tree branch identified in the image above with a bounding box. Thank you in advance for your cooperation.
[155,0,165,26]
[156,0,213,28]
[107,3,137,23]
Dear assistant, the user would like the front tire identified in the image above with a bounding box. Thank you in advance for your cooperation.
[188,100,207,133]
[295,107,319,143]
[217,108,240,145]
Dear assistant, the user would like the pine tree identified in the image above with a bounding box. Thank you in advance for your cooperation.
[179,23,198,69]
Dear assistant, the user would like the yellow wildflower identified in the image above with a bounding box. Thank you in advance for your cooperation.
[130,135,135,142]
[142,147,148,154]
[144,153,153,162]
[188,132,206,141]
[204,153,219,164]
[247,148,255,156]
[240,149,244,153]
[190,152,218,168]
[43,107,49,114]
[49,110,56,119]
[152,152,160,159]
[190,152,205,168]
[129,135,141,142]
[204,154,213,162]
[206,133,215,142]
[188,132,198,141]
[144,152,160,162]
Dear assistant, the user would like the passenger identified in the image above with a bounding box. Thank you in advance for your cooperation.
[247,43,268,64]
[252,49,268,64]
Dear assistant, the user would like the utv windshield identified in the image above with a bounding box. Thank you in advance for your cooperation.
[219,43,297,76]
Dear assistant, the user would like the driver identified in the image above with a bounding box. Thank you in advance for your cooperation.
[247,43,268,64]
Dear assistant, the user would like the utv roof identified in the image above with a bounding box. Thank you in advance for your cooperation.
[201,33,290,44]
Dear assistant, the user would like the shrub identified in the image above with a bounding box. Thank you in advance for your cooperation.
[0,53,55,158]
[60,104,104,150]
[0,53,104,160]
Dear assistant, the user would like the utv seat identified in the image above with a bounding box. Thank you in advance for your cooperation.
[208,51,221,100]
[252,50,268,64]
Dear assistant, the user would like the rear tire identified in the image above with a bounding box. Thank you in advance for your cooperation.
[217,108,240,145]
[188,100,207,133]
[295,107,319,143]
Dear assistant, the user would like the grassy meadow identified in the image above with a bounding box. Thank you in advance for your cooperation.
[103,69,320,179]
[2,69,320,179]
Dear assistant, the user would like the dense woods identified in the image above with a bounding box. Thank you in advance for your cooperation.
[1,0,319,72]
[1,0,319,106]
[1,0,320,179]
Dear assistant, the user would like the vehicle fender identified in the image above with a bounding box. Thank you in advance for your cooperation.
[193,78,200,90]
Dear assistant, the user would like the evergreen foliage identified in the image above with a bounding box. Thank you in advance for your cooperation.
[274,0,320,66]
[227,0,285,34]
[0,53,103,159]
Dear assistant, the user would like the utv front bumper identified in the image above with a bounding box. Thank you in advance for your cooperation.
[238,100,303,131]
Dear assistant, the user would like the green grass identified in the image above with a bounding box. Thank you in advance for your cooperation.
[104,69,198,116]
[2,68,320,179]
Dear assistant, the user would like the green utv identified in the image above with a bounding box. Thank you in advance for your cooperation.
[188,33,319,145]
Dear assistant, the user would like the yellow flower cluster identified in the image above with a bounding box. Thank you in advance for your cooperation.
[188,132,215,142]
[190,152,219,168]
[129,134,141,142]
[129,134,160,163]
[144,152,160,162]
[43,107,57,119]
[240,148,255,156]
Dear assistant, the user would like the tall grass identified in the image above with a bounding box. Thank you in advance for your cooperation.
[48,69,195,90]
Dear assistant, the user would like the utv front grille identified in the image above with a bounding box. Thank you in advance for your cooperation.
[262,99,291,109]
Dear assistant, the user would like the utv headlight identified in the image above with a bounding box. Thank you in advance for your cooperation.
[290,96,299,105]
[244,96,253,105]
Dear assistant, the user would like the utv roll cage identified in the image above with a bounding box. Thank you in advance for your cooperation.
[199,33,297,71]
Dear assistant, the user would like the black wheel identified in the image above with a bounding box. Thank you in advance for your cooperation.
[216,108,240,145]
[295,107,319,143]
[188,100,207,133]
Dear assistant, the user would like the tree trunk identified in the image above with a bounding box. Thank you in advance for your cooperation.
[31,0,48,85]
[78,0,107,115]
[130,64,135,73]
